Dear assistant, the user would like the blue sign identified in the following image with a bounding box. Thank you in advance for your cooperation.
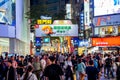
[93,14,120,26]
[80,12,84,31]
[71,37,79,47]
[78,40,89,47]
[35,37,41,46]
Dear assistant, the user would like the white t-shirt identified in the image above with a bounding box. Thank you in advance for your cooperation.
[64,61,73,69]
[40,59,46,70]
[20,72,38,80]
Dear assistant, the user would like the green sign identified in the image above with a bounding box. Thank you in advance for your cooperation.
[54,26,71,33]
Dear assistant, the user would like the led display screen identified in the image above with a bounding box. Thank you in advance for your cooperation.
[43,38,50,43]
[0,0,13,24]
[94,0,120,16]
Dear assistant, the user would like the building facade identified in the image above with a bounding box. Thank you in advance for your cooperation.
[0,0,30,55]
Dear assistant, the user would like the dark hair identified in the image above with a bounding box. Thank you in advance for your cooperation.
[89,60,94,65]
[23,65,33,80]
[78,58,82,63]
[8,60,12,64]
[49,56,56,62]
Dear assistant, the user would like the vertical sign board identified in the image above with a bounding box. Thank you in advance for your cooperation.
[84,0,90,30]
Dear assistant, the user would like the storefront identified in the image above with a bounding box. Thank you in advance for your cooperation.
[35,20,78,54]
[92,36,120,54]
[0,38,9,54]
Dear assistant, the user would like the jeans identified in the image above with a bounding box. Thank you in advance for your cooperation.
[106,67,114,79]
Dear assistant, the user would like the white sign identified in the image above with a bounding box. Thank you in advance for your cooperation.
[40,16,52,19]
[94,0,120,16]
[84,0,90,29]
[35,25,78,37]
[66,4,71,19]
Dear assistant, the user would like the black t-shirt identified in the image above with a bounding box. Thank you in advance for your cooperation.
[86,66,99,80]
[43,64,63,80]
[105,58,112,67]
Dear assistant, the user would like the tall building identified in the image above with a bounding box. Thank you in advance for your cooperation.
[0,0,30,55]
[30,0,66,16]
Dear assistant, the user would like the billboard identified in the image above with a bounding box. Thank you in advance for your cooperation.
[66,4,71,19]
[35,25,78,37]
[78,40,89,47]
[94,0,120,16]
[93,15,120,26]
[99,26,118,36]
[0,24,15,37]
[0,0,13,24]
[92,36,120,46]
[84,0,90,29]
[94,26,118,36]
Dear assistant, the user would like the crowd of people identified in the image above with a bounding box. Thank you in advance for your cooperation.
[0,51,120,80]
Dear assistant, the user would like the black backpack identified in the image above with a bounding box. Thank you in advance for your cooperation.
[105,58,112,67]
[65,65,72,76]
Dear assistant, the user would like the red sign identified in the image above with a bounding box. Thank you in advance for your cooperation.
[92,36,120,46]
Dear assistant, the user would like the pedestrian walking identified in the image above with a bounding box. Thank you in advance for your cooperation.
[21,65,38,80]
[43,56,64,80]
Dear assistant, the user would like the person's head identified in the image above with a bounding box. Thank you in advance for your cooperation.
[20,56,24,61]
[48,56,56,64]
[42,54,46,59]
[26,65,33,72]
[67,56,71,61]
[108,54,111,58]
[35,56,40,62]
[89,60,94,66]
[23,65,34,80]
[7,60,12,67]
[11,56,15,61]
[78,58,82,63]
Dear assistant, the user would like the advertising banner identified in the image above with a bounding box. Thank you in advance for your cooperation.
[99,26,118,36]
[0,24,15,38]
[92,36,120,46]
[66,4,71,19]
[0,0,13,24]
[93,15,120,26]
[84,0,90,29]
[94,0,120,16]
[94,27,99,36]
[35,25,78,37]
[78,40,89,47]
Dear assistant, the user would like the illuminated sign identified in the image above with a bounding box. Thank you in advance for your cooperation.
[53,20,72,24]
[79,40,89,47]
[84,0,90,29]
[92,36,120,46]
[66,4,71,19]
[0,0,12,24]
[40,16,52,19]
[93,15,120,26]
[37,20,52,24]
[35,25,78,37]
[94,0,120,16]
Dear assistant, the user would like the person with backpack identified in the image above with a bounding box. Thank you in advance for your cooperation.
[64,55,74,80]
[86,60,101,80]
[43,56,64,80]
[21,65,38,80]
[32,56,42,80]
[77,58,86,80]
[105,55,114,79]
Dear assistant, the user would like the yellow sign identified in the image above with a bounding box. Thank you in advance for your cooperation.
[37,20,52,24]
[78,47,85,56]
